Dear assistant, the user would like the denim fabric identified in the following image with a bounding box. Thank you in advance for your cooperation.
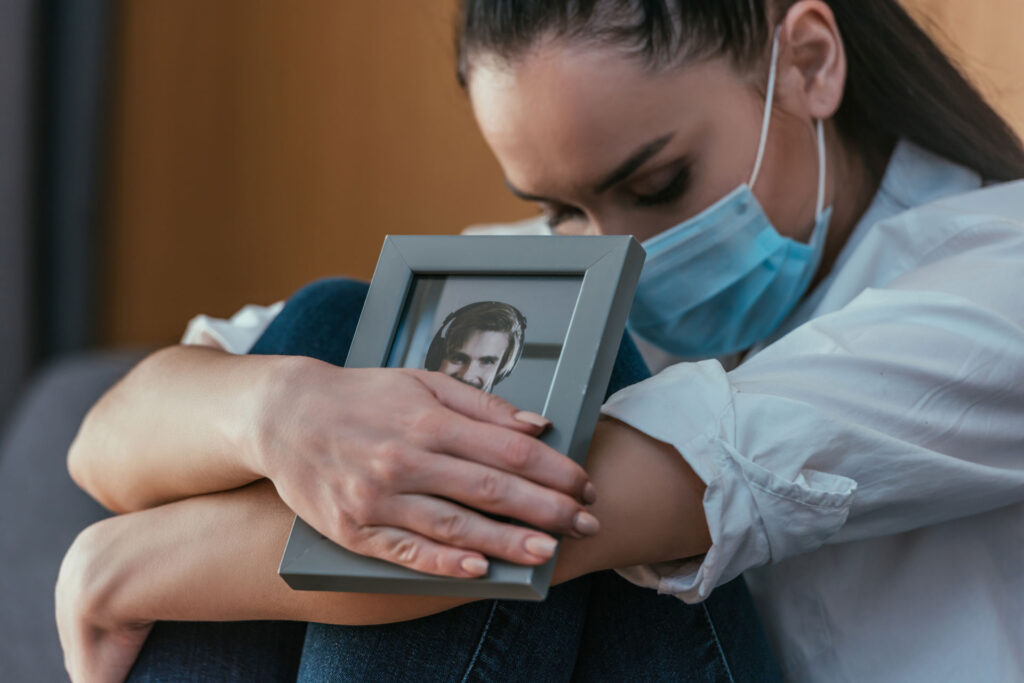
[297,569,778,683]
[129,277,780,682]
[129,621,308,682]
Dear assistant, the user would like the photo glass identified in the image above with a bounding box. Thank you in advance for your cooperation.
[386,275,582,415]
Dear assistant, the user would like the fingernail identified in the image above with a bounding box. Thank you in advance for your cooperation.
[514,411,551,429]
[573,510,600,536]
[524,535,558,558]
[582,482,597,505]
[461,557,489,576]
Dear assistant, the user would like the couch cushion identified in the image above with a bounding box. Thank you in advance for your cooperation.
[0,350,145,681]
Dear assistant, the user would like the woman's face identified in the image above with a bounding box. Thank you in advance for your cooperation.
[468,41,825,244]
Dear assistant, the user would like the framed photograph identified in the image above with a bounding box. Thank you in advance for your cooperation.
[279,235,644,600]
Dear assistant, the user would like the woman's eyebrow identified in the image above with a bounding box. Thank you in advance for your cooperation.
[594,133,675,194]
[503,132,675,202]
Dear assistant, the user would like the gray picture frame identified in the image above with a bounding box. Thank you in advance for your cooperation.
[279,235,645,601]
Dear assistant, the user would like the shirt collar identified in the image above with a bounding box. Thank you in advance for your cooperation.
[836,139,983,265]
[753,140,982,352]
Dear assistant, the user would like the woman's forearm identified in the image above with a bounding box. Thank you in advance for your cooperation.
[58,479,476,683]
[62,480,479,630]
[574,418,710,573]
[66,345,291,513]
[62,418,710,632]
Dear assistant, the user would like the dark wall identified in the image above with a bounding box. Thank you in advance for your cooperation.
[0,0,39,423]
[0,0,112,428]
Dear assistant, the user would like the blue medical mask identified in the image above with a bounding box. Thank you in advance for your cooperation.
[627,29,832,359]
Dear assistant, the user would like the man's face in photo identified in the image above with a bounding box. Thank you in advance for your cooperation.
[438,330,510,392]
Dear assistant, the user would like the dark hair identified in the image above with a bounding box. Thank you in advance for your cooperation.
[424,301,527,385]
[456,0,1024,183]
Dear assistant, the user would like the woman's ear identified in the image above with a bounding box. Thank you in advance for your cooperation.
[775,0,847,121]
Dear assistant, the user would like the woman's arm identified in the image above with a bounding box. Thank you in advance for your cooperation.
[67,345,600,578]
[57,418,709,682]
[599,235,1024,601]
[67,345,277,513]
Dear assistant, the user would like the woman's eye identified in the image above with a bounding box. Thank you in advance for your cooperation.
[542,204,585,229]
[632,165,691,207]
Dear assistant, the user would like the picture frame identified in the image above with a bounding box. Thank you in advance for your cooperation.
[278,235,645,601]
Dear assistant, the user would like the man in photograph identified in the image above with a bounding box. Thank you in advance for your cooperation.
[424,301,527,392]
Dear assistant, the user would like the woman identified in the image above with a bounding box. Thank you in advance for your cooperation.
[58,1,1024,681]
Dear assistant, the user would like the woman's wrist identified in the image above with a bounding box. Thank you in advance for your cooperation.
[58,516,144,637]
[239,353,317,481]
[58,482,282,633]
[67,345,305,513]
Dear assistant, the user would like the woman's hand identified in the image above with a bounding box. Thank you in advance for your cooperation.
[56,520,154,683]
[54,481,482,681]
[252,359,599,577]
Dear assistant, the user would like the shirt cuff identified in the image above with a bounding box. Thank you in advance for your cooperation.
[601,360,856,603]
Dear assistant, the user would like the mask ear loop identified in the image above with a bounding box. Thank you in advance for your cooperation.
[748,26,781,191]
[749,26,829,222]
[814,118,827,220]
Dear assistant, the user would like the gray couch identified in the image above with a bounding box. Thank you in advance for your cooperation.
[0,351,144,682]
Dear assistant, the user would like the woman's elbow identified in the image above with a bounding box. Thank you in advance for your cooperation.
[66,393,143,514]
[66,423,130,514]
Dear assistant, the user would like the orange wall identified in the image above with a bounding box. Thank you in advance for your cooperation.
[102,1,1024,346]
[904,0,1024,136]
[103,1,532,346]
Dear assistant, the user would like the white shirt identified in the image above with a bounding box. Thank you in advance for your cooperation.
[184,141,1024,682]
[604,141,1024,682]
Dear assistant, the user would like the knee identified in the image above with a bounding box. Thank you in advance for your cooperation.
[605,331,651,398]
[285,278,369,320]
[248,278,369,362]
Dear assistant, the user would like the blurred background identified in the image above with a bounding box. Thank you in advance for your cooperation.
[1,2,1023,677]
[2,0,1023,423]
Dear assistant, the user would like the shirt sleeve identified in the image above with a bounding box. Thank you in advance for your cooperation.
[603,222,1024,603]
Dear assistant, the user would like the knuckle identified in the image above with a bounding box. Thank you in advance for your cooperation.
[375,438,404,464]
[371,442,406,485]
[503,435,534,471]
[390,537,420,566]
[347,499,375,527]
[433,511,467,542]
[478,391,509,416]
[343,481,378,525]
[505,530,532,558]
[408,409,445,448]
[397,367,422,382]
[477,470,506,505]
[542,497,578,530]
[328,520,366,553]
[332,519,357,546]
[349,525,380,552]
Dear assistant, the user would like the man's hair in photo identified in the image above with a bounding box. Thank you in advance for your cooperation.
[424,301,527,384]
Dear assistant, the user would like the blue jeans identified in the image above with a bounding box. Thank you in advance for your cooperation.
[128,278,781,682]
